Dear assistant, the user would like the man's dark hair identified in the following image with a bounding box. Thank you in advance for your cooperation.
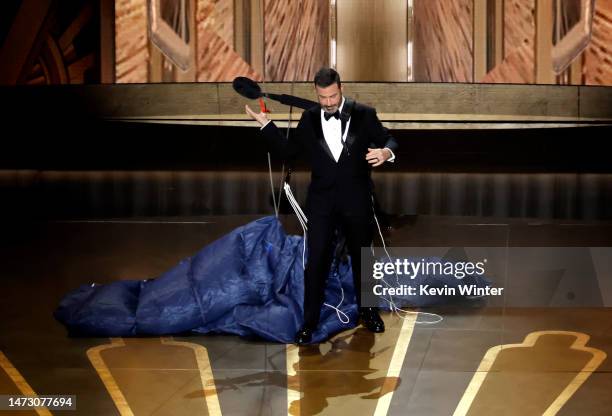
[314,67,341,88]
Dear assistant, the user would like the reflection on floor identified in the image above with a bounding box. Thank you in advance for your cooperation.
[1,215,611,415]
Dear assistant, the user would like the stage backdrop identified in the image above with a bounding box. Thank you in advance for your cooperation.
[0,0,611,85]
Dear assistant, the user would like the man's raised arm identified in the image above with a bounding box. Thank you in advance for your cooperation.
[245,104,301,161]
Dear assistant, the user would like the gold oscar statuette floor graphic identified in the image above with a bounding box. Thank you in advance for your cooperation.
[0,350,52,416]
[286,312,417,416]
[454,331,607,416]
[87,337,221,415]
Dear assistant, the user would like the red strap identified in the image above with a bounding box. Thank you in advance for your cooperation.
[259,98,270,113]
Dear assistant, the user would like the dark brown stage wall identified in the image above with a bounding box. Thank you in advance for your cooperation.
[1,0,611,86]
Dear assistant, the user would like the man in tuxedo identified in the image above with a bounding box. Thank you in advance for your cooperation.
[245,68,398,344]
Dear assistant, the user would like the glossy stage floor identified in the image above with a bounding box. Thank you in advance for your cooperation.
[1,214,612,415]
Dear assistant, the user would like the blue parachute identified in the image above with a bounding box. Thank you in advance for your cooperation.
[55,216,491,342]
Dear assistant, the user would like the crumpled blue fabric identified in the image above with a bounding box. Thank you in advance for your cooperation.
[55,216,491,343]
[54,216,358,343]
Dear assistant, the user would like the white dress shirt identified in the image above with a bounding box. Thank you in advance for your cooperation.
[321,97,349,162]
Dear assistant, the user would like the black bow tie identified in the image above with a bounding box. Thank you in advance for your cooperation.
[324,110,340,121]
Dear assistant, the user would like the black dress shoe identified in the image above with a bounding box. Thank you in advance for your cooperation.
[359,307,385,333]
[294,326,314,345]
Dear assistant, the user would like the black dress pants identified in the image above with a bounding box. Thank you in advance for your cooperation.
[302,209,374,329]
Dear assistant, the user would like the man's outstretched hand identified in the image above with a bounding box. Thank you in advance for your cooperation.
[366,148,392,167]
[245,104,270,127]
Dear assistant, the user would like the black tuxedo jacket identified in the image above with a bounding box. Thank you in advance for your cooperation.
[261,100,398,217]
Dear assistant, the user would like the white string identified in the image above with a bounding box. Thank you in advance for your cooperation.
[267,153,278,218]
[371,198,443,325]
[283,182,307,269]
[283,183,307,225]
[276,164,285,216]
[323,284,350,324]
